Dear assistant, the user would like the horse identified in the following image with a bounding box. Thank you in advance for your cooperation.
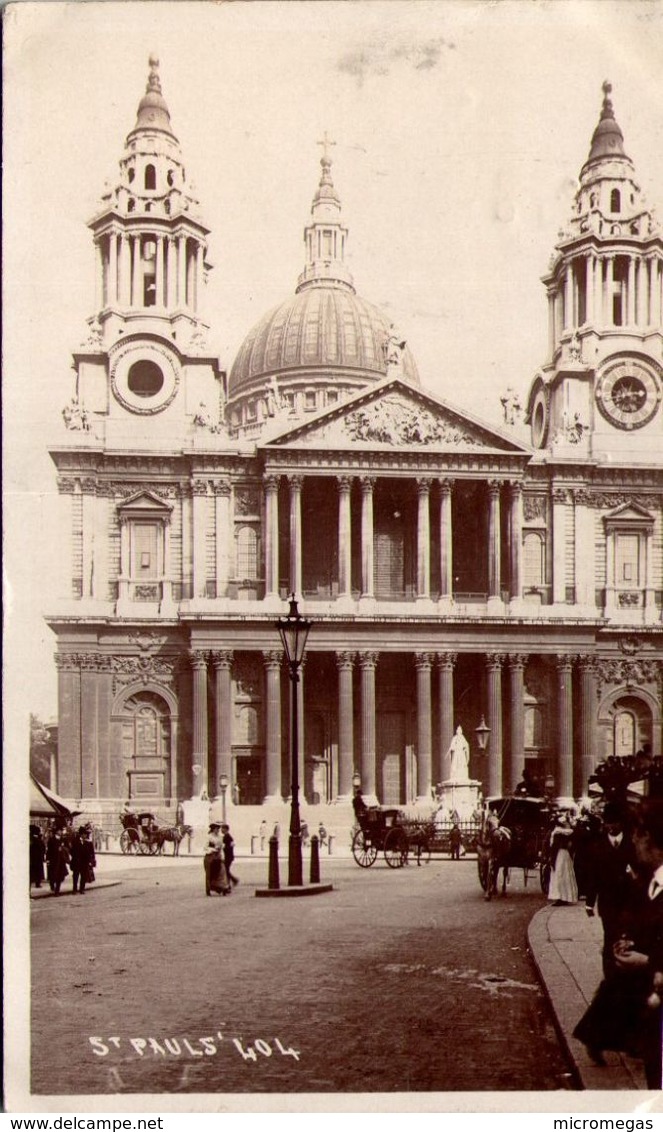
[479,814,513,900]
[155,823,193,857]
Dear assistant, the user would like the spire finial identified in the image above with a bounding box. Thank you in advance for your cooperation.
[601,80,614,118]
[147,54,162,94]
[317,131,336,163]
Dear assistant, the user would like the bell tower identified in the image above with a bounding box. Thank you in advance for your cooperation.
[63,55,224,440]
[527,82,663,462]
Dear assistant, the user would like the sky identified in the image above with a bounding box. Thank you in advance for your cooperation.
[4,0,663,729]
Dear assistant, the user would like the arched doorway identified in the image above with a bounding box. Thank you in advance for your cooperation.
[598,691,655,762]
[121,690,173,804]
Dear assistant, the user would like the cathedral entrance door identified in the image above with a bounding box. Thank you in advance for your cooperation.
[378,711,406,805]
[235,756,263,805]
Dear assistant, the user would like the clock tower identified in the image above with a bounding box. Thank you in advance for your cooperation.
[527,82,663,462]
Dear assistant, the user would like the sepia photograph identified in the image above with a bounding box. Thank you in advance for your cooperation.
[4,0,663,1116]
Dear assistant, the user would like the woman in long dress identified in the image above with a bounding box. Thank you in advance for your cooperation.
[548,812,578,905]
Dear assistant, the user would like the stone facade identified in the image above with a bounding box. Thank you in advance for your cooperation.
[48,66,663,817]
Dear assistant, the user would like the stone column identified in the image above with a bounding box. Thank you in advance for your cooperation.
[192,481,208,598]
[155,236,165,307]
[438,479,453,601]
[190,650,209,796]
[509,481,523,602]
[574,490,595,608]
[178,235,187,308]
[93,492,109,601]
[578,656,598,798]
[628,256,637,325]
[108,231,118,306]
[648,257,657,326]
[416,479,432,600]
[360,477,375,599]
[486,654,504,796]
[132,235,141,308]
[167,237,177,309]
[437,652,456,784]
[336,651,355,800]
[264,475,280,599]
[415,653,434,801]
[262,651,283,802]
[594,256,602,327]
[195,244,205,315]
[81,482,96,599]
[605,256,614,326]
[214,480,231,599]
[507,654,527,795]
[358,652,378,799]
[337,476,353,599]
[547,289,556,355]
[211,650,233,794]
[556,654,574,800]
[288,475,303,597]
[585,255,594,325]
[119,235,130,307]
[564,264,573,330]
[487,481,502,602]
[552,488,568,604]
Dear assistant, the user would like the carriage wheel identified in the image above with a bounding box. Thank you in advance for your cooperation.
[384,827,408,868]
[119,829,138,854]
[413,838,431,866]
[352,829,378,868]
[539,862,549,894]
[477,849,490,892]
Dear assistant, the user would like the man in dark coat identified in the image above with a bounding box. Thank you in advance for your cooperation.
[584,801,637,977]
[70,827,96,894]
[46,830,70,895]
[221,823,239,887]
[30,824,46,888]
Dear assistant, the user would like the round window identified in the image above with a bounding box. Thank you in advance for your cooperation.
[127,360,164,398]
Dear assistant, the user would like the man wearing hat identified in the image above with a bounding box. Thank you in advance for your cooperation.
[204,822,229,896]
[585,801,637,977]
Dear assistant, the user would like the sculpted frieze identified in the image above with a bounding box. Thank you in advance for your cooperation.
[595,658,662,696]
[235,487,261,516]
[523,495,547,522]
[341,395,489,447]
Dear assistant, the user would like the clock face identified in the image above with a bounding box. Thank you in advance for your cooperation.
[595,361,661,429]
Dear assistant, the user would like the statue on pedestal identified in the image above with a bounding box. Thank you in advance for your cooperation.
[447,725,470,781]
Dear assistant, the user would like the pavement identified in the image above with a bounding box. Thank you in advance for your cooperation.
[528,903,649,1091]
[31,848,653,1092]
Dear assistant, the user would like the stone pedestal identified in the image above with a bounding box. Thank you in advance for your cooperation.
[181,796,213,854]
[436,779,482,821]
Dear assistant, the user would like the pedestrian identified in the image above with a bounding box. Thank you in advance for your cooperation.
[46,829,70,896]
[221,823,239,887]
[70,826,96,895]
[547,812,578,906]
[30,824,46,888]
[204,822,230,896]
[318,822,328,847]
[584,801,637,977]
[259,818,268,850]
[449,822,462,861]
[300,820,310,847]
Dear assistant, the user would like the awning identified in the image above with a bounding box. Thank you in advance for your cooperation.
[29,775,80,819]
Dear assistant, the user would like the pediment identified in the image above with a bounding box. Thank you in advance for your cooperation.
[117,490,173,515]
[262,378,530,454]
[603,500,655,527]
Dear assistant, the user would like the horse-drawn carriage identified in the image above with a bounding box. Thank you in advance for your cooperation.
[477,796,553,900]
[351,807,413,868]
[119,811,191,856]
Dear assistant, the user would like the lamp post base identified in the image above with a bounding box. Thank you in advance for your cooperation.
[288,833,303,887]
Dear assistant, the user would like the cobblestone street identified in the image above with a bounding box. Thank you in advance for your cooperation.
[31,855,573,1097]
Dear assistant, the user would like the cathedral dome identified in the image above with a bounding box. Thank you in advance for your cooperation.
[227,144,419,425]
[229,286,419,395]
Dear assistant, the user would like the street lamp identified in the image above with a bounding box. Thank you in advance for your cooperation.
[219,773,229,824]
[352,771,361,792]
[475,716,491,753]
[276,593,312,886]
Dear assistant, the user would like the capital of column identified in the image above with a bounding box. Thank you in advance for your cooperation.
[486,652,506,671]
[436,651,457,670]
[507,652,529,671]
[487,480,502,500]
[360,476,376,496]
[509,480,523,500]
[416,478,432,497]
[189,649,208,671]
[556,653,576,673]
[191,480,209,496]
[337,475,353,494]
[414,651,435,670]
[287,474,304,492]
[438,477,454,495]
[264,474,280,493]
[212,479,232,497]
[357,650,379,671]
[262,649,283,670]
[577,654,598,675]
[335,650,356,671]
[210,649,233,671]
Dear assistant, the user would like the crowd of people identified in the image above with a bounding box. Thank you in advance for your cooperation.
[29,821,97,896]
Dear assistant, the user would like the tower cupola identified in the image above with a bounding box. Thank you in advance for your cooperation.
[296,134,355,294]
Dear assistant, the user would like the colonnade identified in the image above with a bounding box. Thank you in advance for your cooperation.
[98,229,205,313]
[550,253,663,349]
[264,473,524,603]
[188,647,598,804]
